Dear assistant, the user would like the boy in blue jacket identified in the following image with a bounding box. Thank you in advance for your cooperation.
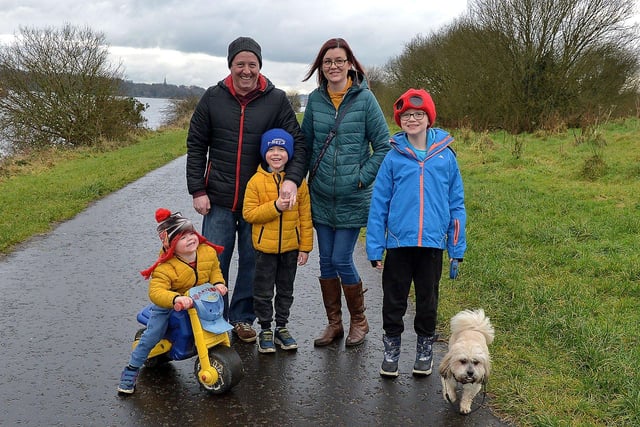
[366,88,466,378]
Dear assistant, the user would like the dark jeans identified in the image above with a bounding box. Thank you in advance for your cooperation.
[314,223,361,284]
[253,250,298,329]
[382,247,443,337]
[202,203,256,324]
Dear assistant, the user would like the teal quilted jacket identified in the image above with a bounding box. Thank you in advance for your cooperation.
[301,71,390,228]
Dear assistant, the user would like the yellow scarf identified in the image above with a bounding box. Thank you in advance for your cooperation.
[328,77,353,110]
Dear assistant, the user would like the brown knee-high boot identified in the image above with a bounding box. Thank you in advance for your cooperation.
[314,277,344,347]
[342,281,369,346]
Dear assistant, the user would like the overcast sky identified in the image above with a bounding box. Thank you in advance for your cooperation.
[0,0,469,94]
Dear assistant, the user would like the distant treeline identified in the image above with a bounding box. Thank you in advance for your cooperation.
[118,80,206,99]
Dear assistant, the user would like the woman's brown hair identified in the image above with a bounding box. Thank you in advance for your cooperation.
[302,38,366,86]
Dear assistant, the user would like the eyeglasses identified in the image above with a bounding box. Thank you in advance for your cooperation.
[322,58,348,68]
[400,111,426,121]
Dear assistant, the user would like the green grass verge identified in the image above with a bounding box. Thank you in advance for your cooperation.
[0,129,187,254]
[1,120,639,426]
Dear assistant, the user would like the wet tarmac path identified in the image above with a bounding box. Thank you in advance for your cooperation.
[0,156,510,426]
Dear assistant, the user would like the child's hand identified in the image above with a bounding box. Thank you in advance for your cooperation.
[370,260,383,270]
[174,296,193,311]
[213,283,228,296]
[297,252,309,266]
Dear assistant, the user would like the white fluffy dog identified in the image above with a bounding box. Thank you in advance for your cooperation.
[439,309,495,414]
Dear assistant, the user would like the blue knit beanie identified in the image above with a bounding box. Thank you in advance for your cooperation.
[260,128,294,160]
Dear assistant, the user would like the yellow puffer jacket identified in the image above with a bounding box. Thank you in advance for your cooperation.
[148,244,225,308]
[243,165,313,254]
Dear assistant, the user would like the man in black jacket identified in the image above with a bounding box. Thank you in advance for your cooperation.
[186,36,308,343]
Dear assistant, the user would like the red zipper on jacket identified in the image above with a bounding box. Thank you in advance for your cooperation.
[417,160,425,246]
[402,135,453,247]
[452,218,460,245]
[231,105,246,211]
[403,145,426,246]
[227,74,267,212]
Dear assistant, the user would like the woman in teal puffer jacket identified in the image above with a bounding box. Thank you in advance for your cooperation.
[301,37,390,348]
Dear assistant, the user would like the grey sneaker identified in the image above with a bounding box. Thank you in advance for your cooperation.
[233,322,257,343]
[380,335,401,378]
[274,327,298,351]
[413,335,435,376]
[258,329,276,353]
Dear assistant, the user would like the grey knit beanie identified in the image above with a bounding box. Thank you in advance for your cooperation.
[227,36,262,68]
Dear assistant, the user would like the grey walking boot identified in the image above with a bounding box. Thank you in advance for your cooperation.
[380,334,401,378]
[413,335,436,376]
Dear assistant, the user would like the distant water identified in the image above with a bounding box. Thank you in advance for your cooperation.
[0,97,172,157]
[138,97,172,130]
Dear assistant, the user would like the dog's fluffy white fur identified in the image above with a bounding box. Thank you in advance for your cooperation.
[439,308,494,414]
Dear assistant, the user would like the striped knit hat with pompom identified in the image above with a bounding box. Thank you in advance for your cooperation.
[140,208,224,279]
[155,208,194,250]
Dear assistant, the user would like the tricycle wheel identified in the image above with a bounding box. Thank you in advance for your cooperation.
[194,345,244,394]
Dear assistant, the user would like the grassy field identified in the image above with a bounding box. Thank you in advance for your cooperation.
[440,119,640,426]
[0,129,187,254]
[1,120,639,426]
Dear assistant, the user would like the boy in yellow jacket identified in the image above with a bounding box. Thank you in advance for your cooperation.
[243,128,313,353]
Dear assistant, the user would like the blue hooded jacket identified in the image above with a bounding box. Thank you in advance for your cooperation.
[366,128,466,261]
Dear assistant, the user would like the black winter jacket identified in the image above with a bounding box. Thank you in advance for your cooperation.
[186,74,307,212]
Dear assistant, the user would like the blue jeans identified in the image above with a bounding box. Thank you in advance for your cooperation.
[314,223,361,284]
[202,204,256,324]
[128,305,172,368]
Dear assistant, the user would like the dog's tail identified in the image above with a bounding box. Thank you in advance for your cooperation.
[450,308,495,345]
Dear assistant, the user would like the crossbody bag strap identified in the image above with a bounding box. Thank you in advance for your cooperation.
[308,94,360,184]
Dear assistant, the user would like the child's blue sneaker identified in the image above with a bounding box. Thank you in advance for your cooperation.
[258,329,276,354]
[117,366,139,394]
[274,327,298,351]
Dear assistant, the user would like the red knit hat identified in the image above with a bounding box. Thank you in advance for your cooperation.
[393,88,436,127]
[140,208,223,279]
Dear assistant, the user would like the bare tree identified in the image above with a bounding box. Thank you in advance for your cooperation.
[469,0,639,129]
[385,0,639,131]
[0,24,146,151]
[363,65,398,118]
[163,96,200,128]
[286,90,302,113]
